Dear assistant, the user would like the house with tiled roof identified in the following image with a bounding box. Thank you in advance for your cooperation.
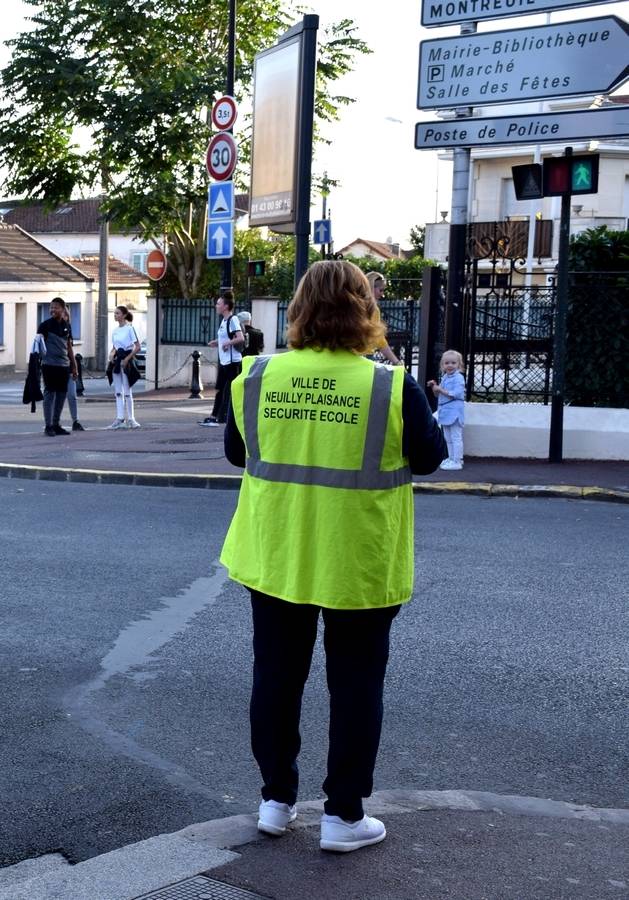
[0,197,154,273]
[336,237,413,261]
[0,224,94,373]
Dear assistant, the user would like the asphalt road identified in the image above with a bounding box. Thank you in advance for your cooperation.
[1,482,627,869]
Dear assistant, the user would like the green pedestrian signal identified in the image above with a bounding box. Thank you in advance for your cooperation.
[247,259,266,277]
[572,160,593,192]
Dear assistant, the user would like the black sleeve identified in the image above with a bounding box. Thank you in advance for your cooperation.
[402,372,448,475]
[37,319,48,338]
[224,403,246,468]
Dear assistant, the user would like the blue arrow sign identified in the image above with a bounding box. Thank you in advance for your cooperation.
[313,219,332,245]
[209,181,234,221]
[207,221,234,259]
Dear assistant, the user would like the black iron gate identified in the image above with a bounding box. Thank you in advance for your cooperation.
[463,225,556,404]
[377,297,421,371]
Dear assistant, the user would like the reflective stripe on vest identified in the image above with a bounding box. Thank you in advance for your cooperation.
[242,355,411,490]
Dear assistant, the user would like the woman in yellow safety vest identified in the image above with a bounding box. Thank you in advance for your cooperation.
[221,260,446,853]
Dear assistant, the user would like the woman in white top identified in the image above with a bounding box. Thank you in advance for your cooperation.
[108,306,141,429]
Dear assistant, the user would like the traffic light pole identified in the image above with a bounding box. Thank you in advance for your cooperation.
[548,146,572,464]
[444,22,476,352]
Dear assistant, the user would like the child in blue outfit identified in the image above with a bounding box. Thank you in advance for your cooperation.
[427,350,466,470]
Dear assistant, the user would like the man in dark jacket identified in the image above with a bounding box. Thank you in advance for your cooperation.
[37,297,77,436]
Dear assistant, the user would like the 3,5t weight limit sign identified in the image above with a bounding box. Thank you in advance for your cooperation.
[206,133,238,181]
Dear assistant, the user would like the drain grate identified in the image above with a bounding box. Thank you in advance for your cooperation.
[134,874,269,900]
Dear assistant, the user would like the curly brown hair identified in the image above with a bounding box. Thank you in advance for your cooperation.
[286,260,387,353]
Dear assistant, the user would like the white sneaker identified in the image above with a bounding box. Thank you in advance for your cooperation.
[257,800,297,836]
[320,814,386,852]
[126,419,141,429]
[449,461,463,470]
[439,458,454,470]
[107,419,125,430]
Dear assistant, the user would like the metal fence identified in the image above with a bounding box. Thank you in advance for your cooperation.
[275,298,421,354]
[161,299,251,344]
[466,285,555,404]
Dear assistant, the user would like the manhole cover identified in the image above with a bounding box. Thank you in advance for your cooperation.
[134,874,268,900]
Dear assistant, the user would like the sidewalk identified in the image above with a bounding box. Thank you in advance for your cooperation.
[2,789,628,899]
[0,387,627,501]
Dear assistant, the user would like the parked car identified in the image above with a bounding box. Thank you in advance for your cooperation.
[135,341,147,377]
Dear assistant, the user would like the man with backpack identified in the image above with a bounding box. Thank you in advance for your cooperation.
[237,310,265,357]
[199,291,244,426]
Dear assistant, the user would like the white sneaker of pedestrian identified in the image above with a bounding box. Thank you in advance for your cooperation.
[107,418,125,430]
[257,800,297,836]
[126,419,141,429]
[449,461,463,470]
[439,458,454,470]
[320,814,386,852]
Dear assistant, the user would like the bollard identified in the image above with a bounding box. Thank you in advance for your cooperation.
[75,353,85,396]
[189,350,204,399]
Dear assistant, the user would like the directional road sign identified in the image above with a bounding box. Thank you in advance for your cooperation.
[313,219,332,245]
[211,95,238,131]
[421,0,618,29]
[146,248,167,281]
[208,181,235,221]
[206,133,238,181]
[207,221,234,260]
[417,16,629,110]
[415,106,629,149]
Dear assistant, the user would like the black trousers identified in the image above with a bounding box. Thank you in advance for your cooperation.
[211,361,241,423]
[41,365,69,427]
[249,590,400,822]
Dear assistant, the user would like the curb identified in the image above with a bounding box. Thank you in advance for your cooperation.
[0,463,627,502]
[3,789,628,900]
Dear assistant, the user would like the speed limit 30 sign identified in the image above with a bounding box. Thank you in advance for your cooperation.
[206,132,238,181]
[211,95,238,131]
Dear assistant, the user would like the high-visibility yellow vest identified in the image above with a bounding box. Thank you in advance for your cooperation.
[220,348,413,609]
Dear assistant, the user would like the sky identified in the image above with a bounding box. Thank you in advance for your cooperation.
[1,0,627,251]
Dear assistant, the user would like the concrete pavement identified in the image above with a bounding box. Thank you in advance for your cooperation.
[2,789,628,899]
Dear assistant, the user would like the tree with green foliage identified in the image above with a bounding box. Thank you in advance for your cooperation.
[0,0,368,297]
[408,224,425,257]
[342,253,436,299]
[565,226,628,408]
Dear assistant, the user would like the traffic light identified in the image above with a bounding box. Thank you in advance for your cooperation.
[247,259,266,277]
[512,163,543,201]
[543,154,599,197]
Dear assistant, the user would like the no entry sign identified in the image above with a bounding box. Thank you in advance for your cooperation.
[211,95,238,131]
[146,248,167,281]
[206,133,238,181]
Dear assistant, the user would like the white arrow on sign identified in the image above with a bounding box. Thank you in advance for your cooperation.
[418,16,629,110]
[315,222,328,243]
[207,221,234,260]
[415,106,629,149]
[212,189,229,214]
[213,225,228,254]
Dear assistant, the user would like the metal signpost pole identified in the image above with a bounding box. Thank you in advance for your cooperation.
[445,22,476,351]
[97,214,109,371]
[221,0,236,295]
[548,146,573,463]
[294,16,318,289]
[154,279,160,391]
